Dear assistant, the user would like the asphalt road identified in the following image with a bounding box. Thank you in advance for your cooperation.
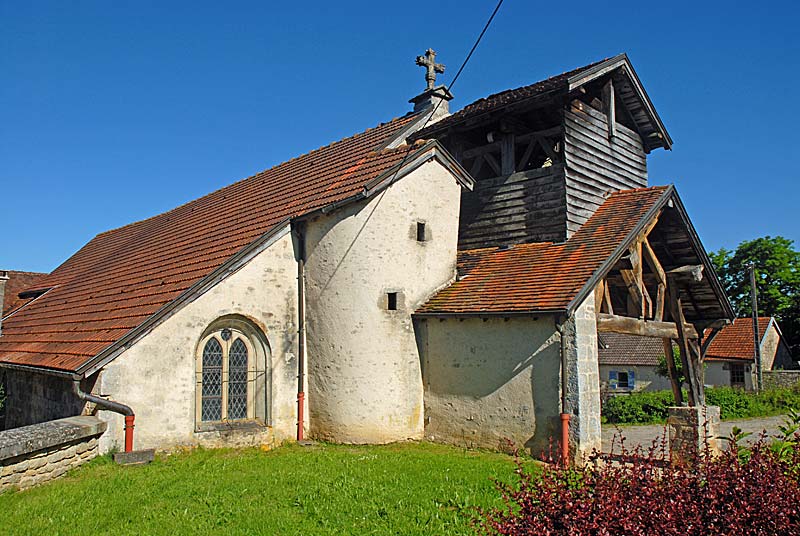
[602,415,790,454]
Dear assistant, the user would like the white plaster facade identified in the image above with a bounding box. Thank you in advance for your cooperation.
[304,159,462,443]
[419,316,561,454]
[95,227,301,452]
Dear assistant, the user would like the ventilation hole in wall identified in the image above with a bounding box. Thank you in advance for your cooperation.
[416,221,426,242]
[387,292,398,311]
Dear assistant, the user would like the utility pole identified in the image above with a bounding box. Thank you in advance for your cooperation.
[749,263,763,392]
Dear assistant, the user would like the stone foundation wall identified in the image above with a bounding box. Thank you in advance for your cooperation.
[763,371,800,389]
[0,416,106,492]
[668,406,720,465]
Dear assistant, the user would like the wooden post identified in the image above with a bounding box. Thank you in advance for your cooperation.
[603,79,616,139]
[501,134,515,176]
[662,338,683,405]
[668,277,704,406]
[642,238,666,321]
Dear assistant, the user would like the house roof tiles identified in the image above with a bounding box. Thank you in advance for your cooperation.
[2,271,48,317]
[598,333,670,367]
[417,186,670,315]
[705,317,773,362]
[0,113,425,373]
[414,59,607,138]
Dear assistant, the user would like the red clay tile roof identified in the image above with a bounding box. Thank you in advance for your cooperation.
[598,333,672,366]
[417,186,670,315]
[0,113,424,373]
[414,58,608,139]
[705,317,773,362]
[2,271,48,317]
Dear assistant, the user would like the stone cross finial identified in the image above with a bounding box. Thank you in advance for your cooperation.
[416,49,445,91]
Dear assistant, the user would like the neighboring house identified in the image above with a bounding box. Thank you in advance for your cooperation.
[705,317,795,390]
[0,271,47,429]
[598,333,673,394]
[0,53,734,461]
[1,271,47,318]
[598,318,794,395]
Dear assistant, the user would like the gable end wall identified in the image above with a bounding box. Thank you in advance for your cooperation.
[95,229,300,453]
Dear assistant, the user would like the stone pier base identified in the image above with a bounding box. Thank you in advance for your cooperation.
[667,406,720,465]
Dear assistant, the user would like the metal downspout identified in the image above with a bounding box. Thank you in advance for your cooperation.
[296,224,307,441]
[555,319,570,466]
[72,378,135,453]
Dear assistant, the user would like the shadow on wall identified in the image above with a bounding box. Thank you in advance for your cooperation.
[2,370,95,430]
[417,316,561,455]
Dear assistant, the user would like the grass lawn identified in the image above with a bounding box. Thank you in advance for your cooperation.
[0,441,526,536]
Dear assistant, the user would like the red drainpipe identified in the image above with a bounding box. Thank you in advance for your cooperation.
[560,413,570,466]
[556,320,571,466]
[73,379,136,452]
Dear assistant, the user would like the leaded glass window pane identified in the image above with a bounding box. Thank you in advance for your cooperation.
[201,337,223,421]
[228,338,248,420]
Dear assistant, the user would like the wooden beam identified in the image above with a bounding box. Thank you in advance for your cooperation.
[687,338,705,400]
[595,279,605,313]
[535,135,558,161]
[662,338,684,405]
[463,141,501,160]
[667,264,704,282]
[603,281,614,315]
[469,155,484,178]
[501,134,515,175]
[596,313,698,339]
[642,238,666,321]
[619,269,643,318]
[603,78,616,139]
[462,126,561,160]
[483,152,501,176]
[517,138,536,170]
[701,326,723,357]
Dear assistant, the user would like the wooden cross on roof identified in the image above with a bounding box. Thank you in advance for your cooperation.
[416,49,445,91]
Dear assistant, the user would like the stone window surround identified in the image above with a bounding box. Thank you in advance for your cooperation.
[194,315,271,432]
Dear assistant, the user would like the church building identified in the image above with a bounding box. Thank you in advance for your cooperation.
[0,52,734,461]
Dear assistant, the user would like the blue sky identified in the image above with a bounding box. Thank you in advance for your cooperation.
[2,1,798,273]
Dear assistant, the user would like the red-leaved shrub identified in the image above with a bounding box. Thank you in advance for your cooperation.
[477,432,800,535]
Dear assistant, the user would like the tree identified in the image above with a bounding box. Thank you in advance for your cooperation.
[711,236,800,356]
[655,344,685,387]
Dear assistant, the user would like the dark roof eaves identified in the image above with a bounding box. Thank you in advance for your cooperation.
[567,53,672,150]
[413,309,565,318]
[0,361,76,379]
[668,190,736,320]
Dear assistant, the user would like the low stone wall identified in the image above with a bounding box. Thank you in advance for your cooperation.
[763,370,800,389]
[0,416,106,492]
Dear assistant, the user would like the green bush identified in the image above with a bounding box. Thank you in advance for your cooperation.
[602,390,674,424]
[603,385,800,424]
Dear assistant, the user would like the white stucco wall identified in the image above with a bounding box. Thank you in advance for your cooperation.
[599,365,673,393]
[304,159,462,443]
[418,317,561,454]
[705,360,754,390]
[95,228,300,452]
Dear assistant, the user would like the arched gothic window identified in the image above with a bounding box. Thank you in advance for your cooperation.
[196,319,269,427]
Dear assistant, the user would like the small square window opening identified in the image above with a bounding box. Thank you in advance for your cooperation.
[387,292,398,310]
[416,222,426,242]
